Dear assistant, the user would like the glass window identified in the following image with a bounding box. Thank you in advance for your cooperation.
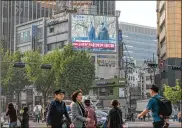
[23,32,28,42]
[50,27,54,33]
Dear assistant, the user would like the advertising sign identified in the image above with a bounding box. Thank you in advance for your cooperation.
[71,15,117,52]
[97,55,116,67]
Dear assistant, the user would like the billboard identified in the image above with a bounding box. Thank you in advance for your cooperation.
[71,14,117,52]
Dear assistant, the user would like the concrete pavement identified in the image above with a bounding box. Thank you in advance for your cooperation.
[127,121,181,128]
[2,121,181,128]
[2,121,47,128]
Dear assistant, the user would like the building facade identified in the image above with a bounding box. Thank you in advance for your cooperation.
[14,13,119,79]
[0,1,55,51]
[0,0,115,51]
[119,22,157,67]
[89,78,126,108]
[156,1,181,86]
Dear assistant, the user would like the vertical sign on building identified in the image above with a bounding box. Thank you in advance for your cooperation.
[118,29,123,69]
[31,25,37,50]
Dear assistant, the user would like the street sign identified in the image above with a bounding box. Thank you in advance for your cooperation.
[118,29,122,41]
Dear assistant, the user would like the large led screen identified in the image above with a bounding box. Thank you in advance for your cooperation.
[71,14,117,52]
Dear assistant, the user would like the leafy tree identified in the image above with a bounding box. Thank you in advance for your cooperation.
[59,44,95,97]
[23,50,58,107]
[2,51,30,107]
[163,79,182,104]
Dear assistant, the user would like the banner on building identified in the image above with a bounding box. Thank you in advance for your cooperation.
[71,14,117,52]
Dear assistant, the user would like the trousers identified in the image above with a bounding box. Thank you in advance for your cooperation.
[153,121,164,128]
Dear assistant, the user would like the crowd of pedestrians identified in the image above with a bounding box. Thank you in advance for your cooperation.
[4,85,181,128]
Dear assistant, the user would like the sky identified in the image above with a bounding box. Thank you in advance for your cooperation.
[116,1,157,28]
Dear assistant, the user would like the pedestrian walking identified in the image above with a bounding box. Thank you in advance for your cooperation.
[6,103,17,128]
[21,106,29,128]
[71,90,91,128]
[178,111,181,123]
[84,99,97,128]
[107,100,124,128]
[34,106,40,124]
[137,85,172,128]
[47,89,71,128]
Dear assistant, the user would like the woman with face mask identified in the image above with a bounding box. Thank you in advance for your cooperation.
[71,90,91,128]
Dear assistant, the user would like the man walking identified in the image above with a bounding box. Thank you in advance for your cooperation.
[34,106,40,124]
[47,89,71,128]
[137,85,165,128]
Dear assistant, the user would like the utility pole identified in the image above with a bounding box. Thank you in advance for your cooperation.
[153,53,156,84]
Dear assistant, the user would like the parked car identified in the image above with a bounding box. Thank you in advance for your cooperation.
[96,110,108,127]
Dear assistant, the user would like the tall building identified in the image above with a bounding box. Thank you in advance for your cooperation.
[119,22,157,67]
[93,1,115,16]
[0,1,55,51]
[156,1,181,86]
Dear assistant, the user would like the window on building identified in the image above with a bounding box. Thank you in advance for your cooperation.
[99,87,114,96]
[23,32,28,42]
[50,27,54,33]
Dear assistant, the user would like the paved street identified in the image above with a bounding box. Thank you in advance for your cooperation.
[2,121,181,128]
[127,121,181,128]
[2,121,47,128]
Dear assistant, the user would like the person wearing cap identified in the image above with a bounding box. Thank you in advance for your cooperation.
[84,99,97,128]
[137,85,164,128]
[47,89,71,128]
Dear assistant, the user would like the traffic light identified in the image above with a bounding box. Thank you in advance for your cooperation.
[40,64,52,69]
[148,63,158,68]
[13,62,25,68]
[171,66,181,70]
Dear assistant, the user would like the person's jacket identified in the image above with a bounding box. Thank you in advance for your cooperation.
[88,26,96,40]
[22,112,29,128]
[98,27,109,40]
[85,106,97,128]
[47,100,71,127]
[108,107,124,128]
[71,102,87,128]
[6,109,17,123]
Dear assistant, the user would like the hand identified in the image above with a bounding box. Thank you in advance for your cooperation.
[86,118,91,122]
[70,123,74,128]
[137,114,142,118]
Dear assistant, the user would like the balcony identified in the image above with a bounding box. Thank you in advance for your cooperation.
[159,10,165,26]
[159,27,166,43]
[159,1,165,12]
[160,43,166,58]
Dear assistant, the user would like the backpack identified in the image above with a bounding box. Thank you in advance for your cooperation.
[153,97,172,117]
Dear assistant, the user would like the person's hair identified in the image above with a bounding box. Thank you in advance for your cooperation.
[111,100,119,107]
[23,106,29,113]
[71,90,82,102]
[84,100,91,106]
[150,85,159,93]
[8,103,15,111]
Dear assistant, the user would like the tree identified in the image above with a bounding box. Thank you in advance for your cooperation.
[163,79,182,104]
[2,51,30,108]
[23,50,59,107]
[59,44,95,97]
